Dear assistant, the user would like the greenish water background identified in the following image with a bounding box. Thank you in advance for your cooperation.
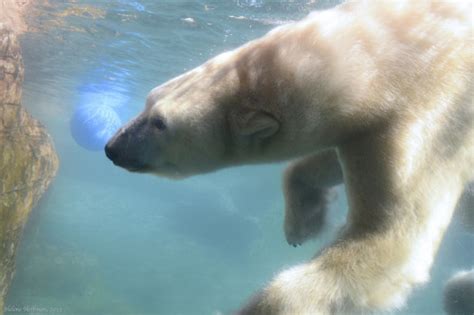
[5,1,473,314]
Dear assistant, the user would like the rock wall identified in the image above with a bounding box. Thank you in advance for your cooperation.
[0,22,59,315]
[0,1,32,34]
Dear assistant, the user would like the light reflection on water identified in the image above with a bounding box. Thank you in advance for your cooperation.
[5,1,473,314]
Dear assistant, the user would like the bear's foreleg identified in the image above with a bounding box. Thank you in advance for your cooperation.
[283,149,343,246]
[238,129,466,315]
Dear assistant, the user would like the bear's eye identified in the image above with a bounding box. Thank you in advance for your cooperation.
[151,117,167,131]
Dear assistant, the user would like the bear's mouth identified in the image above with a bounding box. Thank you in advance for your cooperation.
[118,159,184,180]
[110,158,152,173]
[124,165,151,173]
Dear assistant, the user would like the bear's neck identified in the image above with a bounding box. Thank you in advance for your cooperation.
[221,21,374,156]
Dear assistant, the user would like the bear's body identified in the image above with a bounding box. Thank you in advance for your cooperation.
[106,1,473,314]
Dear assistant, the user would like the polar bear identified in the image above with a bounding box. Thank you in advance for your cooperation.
[105,0,473,314]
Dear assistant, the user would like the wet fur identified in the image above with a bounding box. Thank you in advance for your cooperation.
[106,0,474,314]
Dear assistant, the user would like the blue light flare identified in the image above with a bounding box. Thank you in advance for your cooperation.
[70,82,130,151]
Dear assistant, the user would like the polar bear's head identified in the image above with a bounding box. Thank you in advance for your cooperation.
[104,49,296,179]
[105,35,332,179]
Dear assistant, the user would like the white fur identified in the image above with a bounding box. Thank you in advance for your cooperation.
[108,0,474,313]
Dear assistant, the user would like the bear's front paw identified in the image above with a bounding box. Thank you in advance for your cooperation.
[284,187,334,246]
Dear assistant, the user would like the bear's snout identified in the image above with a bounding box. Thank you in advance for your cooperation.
[105,120,153,172]
[105,137,150,172]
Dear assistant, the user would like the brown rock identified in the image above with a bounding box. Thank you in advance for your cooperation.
[0,1,34,35]
[0,22,59,315]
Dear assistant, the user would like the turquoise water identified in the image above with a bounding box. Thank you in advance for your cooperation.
[5,1,473,314]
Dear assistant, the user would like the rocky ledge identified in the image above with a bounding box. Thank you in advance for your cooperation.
[0,22,59,314]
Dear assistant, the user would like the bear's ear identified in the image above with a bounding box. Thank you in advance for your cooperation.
[236,110,279,139]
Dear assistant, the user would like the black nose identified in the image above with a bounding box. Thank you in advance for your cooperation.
[105,141,118,161]
[104,139,149,172]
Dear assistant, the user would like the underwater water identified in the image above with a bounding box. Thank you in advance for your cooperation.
[5,1,473,314]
